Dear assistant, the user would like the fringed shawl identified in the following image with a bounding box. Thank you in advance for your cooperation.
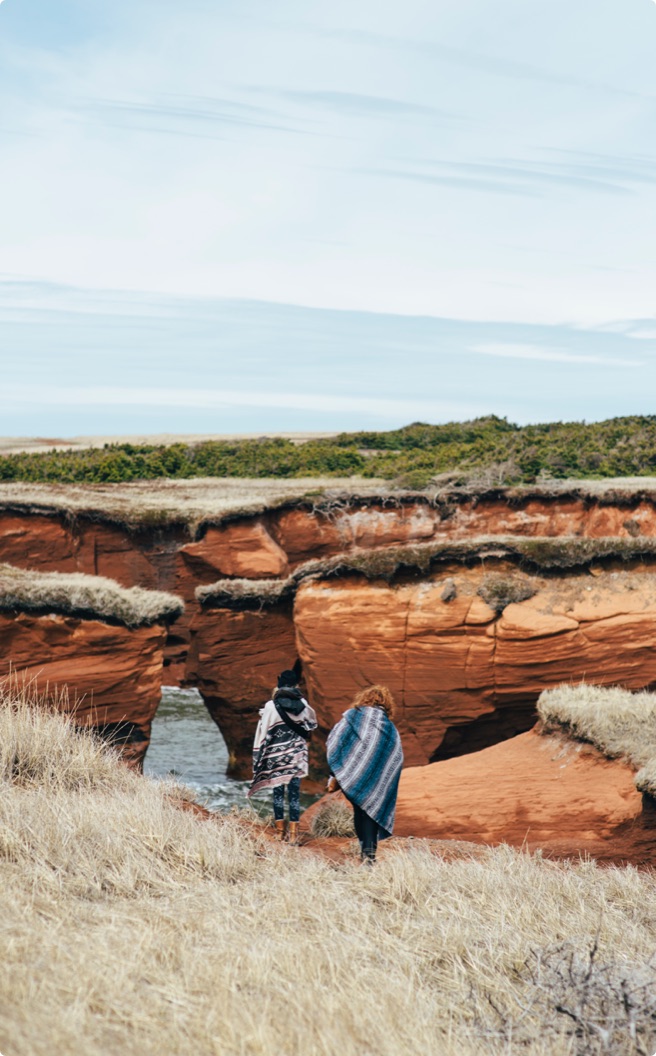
[326,706,403,836]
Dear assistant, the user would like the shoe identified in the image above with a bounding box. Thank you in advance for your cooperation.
[274,820,286,841]
[288,821,299,845]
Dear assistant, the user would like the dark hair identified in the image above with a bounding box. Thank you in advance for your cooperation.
[352,684,396,722]
[277,659,302,689]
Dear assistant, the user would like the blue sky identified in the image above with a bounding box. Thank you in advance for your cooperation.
[1,0,655,436]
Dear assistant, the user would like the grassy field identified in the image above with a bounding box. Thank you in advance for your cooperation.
[4,414,656,487]
[2,680,656,1055]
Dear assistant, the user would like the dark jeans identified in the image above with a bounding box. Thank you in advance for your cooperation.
[353,803,379,861]
[272,778,301,822]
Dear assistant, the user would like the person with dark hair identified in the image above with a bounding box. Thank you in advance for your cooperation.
[248,661,317,844]
[326,685,403,864]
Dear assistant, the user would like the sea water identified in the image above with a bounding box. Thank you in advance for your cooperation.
[144,687,317,816]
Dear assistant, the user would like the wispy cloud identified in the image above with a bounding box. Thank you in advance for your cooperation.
[76,94,304,139]
[320,28,654,102]
[471,343,642,367]
[3,383,480,422]
[250,87,458,122]
[364,154,645,198]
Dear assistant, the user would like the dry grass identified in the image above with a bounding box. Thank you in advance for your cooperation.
[0,478,389,533]
[3,477,656,536]
[309,797,356,838]
[538,683,656,798]
[196,576,294,608]
[2,685,656,1054]
[538,684,656,771]
[0,563,183,628]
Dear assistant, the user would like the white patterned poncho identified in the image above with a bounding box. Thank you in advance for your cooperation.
[326,706,403,836]
[249,695,317,797]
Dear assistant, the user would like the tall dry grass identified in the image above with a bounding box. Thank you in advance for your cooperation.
[2,681,656,1056]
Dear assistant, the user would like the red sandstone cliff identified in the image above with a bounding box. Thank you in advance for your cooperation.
[4,485,656,682]
[7,484,656,781]
[0,613,166,767]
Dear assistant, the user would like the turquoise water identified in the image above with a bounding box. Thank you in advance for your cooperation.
[144,687,317,815]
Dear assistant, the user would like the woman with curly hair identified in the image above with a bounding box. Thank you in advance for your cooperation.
[326,685,403,863]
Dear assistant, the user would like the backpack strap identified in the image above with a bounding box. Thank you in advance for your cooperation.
[274,700,311,742]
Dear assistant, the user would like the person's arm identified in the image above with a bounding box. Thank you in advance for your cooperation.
[253,701,275,752]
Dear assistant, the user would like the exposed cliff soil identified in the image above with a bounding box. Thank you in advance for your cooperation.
[291,565,656,768]
[186,602,298,778]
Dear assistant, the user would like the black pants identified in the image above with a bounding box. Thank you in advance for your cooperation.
[352,803,379,861]
[272,778,301,822]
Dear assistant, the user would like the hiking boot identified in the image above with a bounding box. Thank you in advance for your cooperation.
[274,820,286,841]
[288,821,299,845]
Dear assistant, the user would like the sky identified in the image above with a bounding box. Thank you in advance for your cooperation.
[0,0,655,436]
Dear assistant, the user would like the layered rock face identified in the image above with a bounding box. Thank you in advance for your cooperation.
[4,488,656,681]
[0,613,166,767]
[7,486,656,780]
[293,568,656,768]
[394,727,656,865]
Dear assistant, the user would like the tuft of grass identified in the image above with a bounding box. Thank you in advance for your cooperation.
[2,685,656,1053]
[196,576,294,609]
[477,572,537,612]
[0,562,183,627]
[309,797,356,838]
[537,683,656,771]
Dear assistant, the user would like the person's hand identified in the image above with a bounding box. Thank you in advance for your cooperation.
[326,775,337,793]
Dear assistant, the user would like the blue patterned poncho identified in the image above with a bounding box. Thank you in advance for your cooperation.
[326,706,403,836]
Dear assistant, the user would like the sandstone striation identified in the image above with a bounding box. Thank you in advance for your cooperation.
[0,614,166,768]
[293,568,656,768]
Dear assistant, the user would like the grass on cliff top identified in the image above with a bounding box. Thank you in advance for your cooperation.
[2,682,656,1056]
[0,563,183,628]
[0,477,389,531]
[196,534,656,608]
[538,683,656,797]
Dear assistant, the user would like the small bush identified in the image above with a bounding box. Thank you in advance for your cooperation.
[477,572,537,612]
[309,797,356,838]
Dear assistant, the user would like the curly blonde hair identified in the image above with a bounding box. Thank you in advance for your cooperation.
[353,684,396,722]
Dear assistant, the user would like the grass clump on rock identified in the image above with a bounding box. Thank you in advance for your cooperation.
[0,563,183,628]
[2,683,656,1054]
[477,571,537,612]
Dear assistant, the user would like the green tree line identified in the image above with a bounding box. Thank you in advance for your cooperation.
[2,415,656,487]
